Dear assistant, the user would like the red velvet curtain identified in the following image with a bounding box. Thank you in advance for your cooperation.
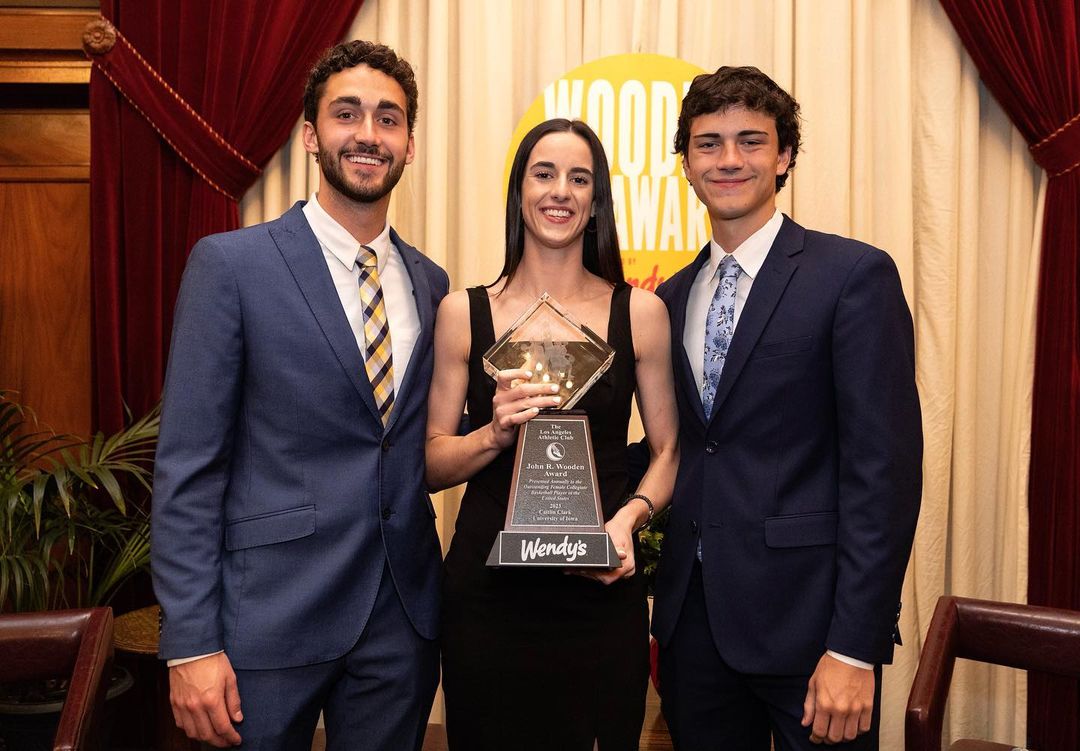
[87,0,364,432]
[938,1,1080,748]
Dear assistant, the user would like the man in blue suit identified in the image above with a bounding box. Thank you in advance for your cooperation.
[152,41,448,750]
[651,67,922,749]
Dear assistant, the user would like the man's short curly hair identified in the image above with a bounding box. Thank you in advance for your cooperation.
[674,66,801,192]
[303,41,418,134]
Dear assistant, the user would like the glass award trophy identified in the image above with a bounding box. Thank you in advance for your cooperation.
[483,294,621,569]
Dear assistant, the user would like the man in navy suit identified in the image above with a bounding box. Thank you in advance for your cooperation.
[152,41,448,750]
[651,66,922,749]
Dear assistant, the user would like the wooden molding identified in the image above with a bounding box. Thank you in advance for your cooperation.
[0,52,90,84]
[0,165,88,181]
[0,8,96,84]
[0,9,99,51]
[0,111,90,180]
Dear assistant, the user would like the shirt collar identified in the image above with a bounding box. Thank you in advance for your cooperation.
[303,192,393,272]
[705,209,784,281]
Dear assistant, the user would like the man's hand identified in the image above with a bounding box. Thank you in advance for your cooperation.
[801,652,874,744]
[169,652,243,747]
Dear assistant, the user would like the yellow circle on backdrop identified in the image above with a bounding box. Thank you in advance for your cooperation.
[505,54,708,290]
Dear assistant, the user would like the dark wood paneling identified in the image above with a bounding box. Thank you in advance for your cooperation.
[0,110,90,179]
[0,51,91,84]
[0,9,96,84]
[0,8,94,437]
[0,9,98,50]
[0,181,92,438]
[0,82,89,108]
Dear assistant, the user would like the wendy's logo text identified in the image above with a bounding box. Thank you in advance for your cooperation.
[521,535,587,563]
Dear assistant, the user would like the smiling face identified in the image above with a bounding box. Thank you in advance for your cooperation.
[302,64,415,207]
[682,105,791,247]
[520,131,596,253]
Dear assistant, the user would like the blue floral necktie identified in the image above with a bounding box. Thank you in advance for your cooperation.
[701,255,742,418]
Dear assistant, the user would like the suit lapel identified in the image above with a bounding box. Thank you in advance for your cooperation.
[270,203,383,427]
[382,228,432,433]
[670,245,712,427]
[707,216,804,423]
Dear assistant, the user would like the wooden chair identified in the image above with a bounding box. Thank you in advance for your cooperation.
[0,607,114,751]
[906,595,1080,751]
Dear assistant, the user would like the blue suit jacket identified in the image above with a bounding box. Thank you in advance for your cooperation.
[152,202,449,669]
[650,215,922,674]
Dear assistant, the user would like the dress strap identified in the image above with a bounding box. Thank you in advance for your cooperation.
[466,286,497,357]
[465,286,499,428]
[608,281,634,356]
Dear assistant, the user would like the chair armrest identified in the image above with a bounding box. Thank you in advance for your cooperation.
[53,608,114,751]
[906,596,958,751]
[907,595,1080,751]
[952,597,1080,676]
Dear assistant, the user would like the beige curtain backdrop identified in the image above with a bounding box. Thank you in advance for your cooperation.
[240,0,1041,745]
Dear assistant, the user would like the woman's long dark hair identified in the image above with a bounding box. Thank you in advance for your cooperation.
[495,119,623,288]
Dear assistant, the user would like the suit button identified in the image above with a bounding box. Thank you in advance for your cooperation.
[705,441,717,454]
[381,507,393,521]
[690,521,699,534]
[382,439,392,452]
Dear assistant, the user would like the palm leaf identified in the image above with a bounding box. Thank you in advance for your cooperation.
[0,557,9,610]
[62,449,97,489]
[95,468,125,514]
[90,517,150,605]
[0,392,159,613]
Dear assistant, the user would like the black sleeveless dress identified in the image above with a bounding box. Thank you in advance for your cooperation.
[441,283,650,751]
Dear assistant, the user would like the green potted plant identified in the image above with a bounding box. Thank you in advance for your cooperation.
[0,390,159,747]
[636,505,669,595]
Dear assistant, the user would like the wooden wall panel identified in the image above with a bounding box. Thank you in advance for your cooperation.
[0,110,90,180]
[0,181,92,438]
[0,8,94,84]
[0,7,95,437]
[0,8,98,50]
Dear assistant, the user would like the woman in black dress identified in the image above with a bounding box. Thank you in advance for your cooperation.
[426,119,679,751]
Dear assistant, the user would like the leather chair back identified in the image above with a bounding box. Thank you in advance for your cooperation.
[906,595,1080,750]
[0,607,115,751]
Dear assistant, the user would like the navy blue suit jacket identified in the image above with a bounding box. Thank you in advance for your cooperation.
[152,202,449,670]
[650,215,922,674]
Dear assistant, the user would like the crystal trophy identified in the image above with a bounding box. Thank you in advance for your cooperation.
[483,294,621,568]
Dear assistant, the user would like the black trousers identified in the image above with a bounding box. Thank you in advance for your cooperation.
[658,564,881,751]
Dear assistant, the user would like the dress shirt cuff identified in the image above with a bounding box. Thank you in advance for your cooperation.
[826,650,873,670]
[166,650,224,668]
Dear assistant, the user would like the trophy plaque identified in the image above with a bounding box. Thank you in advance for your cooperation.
[484,294,621,569]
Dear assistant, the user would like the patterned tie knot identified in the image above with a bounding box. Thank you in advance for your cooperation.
[718,254,742,281]
[358,245,377,269]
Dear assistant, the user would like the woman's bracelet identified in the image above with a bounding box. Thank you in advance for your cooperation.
[622,493,655,534]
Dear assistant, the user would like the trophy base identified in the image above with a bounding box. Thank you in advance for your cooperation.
[486,531,622,569]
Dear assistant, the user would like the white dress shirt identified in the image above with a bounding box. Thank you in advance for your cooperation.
[682,209,872,671]
[683,209,784,395]
[303,193,420,395]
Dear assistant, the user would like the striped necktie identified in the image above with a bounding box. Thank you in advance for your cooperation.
[357,244,394,425]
